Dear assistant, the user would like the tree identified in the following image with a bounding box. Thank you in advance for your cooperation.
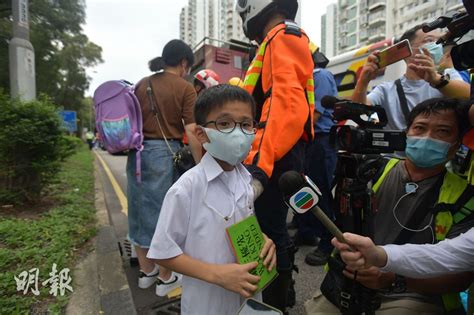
[0,0,102,113]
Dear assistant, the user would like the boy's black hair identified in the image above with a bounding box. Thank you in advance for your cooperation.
[407,98,470,140]
[397,24,424,44]
[194,84,256,125]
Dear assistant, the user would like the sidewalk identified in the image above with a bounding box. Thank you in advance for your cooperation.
[66,160,136,315]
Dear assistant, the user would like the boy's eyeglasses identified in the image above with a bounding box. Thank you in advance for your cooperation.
[203,117,257,135]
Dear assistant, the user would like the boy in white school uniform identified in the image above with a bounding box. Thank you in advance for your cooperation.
[147,84,277,315]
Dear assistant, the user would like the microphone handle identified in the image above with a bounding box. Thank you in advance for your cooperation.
[310,205,347,244]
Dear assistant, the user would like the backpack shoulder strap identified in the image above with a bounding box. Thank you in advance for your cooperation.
[395,79,410,125]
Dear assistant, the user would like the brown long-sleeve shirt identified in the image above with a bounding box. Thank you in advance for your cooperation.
[135,72,197,140]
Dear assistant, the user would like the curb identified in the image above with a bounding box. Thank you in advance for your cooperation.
[66,159,136,315]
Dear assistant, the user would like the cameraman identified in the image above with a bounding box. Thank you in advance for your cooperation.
[353,25,471,130]
[305,98,473,314]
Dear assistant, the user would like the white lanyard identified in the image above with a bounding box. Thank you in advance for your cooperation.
[206,170,252,221]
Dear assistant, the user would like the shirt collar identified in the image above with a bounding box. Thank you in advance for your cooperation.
[201,152,251,184]
[201,152,224,182]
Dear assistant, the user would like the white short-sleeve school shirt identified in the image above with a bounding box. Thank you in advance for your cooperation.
[147,152,258,315]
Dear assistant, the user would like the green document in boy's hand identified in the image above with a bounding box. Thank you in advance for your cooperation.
[226,215,278,293]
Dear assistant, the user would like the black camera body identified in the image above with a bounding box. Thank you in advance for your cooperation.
[328,100,406,154]
[422,0,474,70]
[330,125,406,154]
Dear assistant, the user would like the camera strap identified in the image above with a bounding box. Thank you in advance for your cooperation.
[395,79,410,126]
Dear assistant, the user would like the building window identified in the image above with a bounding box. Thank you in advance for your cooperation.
[234,55,242,69]
[348,20,357,33]
[348,34,357,47]
[348,7,357,19]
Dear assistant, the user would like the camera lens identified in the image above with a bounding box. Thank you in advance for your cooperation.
[451,40,474,70]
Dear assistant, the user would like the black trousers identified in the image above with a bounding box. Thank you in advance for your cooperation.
[255,141,305,312]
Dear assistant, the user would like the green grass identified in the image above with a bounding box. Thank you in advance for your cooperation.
[0,144,97,314]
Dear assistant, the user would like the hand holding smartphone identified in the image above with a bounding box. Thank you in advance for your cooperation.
[376,39,413,68]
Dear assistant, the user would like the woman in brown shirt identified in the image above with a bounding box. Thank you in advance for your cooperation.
[127,39,201,296]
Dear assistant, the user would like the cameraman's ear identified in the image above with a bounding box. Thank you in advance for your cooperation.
[194,126,210,145]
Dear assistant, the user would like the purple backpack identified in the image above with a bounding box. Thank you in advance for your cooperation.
[94,80,143,181]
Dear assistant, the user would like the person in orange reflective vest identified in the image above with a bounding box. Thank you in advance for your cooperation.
[236,0,315,312]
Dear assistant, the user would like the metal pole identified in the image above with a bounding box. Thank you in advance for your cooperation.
[9,0,36,101]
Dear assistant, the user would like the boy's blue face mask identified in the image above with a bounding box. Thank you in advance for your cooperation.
[202,127,255,166]
[422,42,443,65]
[406,136,454,168]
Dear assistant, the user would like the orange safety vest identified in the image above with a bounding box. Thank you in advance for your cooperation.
[243,21,315,178]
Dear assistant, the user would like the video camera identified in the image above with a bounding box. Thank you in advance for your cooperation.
[322,96,406,154]
[422,0,474,70]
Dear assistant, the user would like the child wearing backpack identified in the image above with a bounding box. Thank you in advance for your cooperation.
[147,85,276,314]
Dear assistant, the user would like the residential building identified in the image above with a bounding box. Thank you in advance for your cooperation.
[180,0,302,49]
[321,3,337,57]
[323,0,464,56]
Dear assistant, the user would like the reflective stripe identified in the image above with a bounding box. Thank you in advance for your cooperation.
[372,159,400,193]
[435,211,453,241]
[258,42,267,56]
[251,60,263,68]
[306,91,315,105]
[438,172,468,205]
[306,78,315,105]
[243,73,260,87]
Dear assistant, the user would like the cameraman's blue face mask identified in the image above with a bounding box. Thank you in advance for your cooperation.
[422,42,443,65]
[406,136,454,168]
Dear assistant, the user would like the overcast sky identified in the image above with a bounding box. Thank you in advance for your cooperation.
[83,0,336,96]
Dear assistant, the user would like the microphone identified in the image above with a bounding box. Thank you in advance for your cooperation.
[320,95,389,127]
[279,171,347,244]
[321,95,344,109]
[421,16,452,33]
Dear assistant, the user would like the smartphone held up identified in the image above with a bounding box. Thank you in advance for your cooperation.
[376,39,413,68]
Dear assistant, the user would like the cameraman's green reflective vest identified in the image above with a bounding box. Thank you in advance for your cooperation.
[373,158,473,313]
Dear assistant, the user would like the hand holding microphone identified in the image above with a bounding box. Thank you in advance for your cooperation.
[331,233,388,270]
[279,171,348,245]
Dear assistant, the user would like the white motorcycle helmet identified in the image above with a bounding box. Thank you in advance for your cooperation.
[235,0,298,41]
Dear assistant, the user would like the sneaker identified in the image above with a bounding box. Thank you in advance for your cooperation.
[305,248,330,266]
[138,265,159,289]
[156,272,183,297]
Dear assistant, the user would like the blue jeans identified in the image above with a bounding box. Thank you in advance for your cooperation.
[126,140,180,248]
[296,133,337,254]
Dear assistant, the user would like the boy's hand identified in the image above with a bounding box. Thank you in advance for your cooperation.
[260,233,276,271]
[215,262,260,298]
